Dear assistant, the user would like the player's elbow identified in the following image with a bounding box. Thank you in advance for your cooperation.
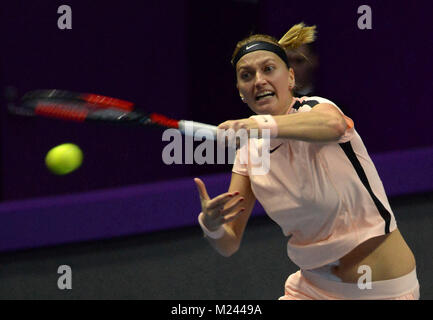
[220,251,235,258]
[219,243,240,258]
[227,246,240,257]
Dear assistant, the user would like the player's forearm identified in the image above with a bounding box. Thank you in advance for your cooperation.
[204,225,240,257]
[271,112,346,142]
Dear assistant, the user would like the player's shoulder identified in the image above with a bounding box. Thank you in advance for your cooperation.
[293,96,339,113]
[300,96,338,107]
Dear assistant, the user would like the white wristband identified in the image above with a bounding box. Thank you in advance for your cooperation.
[198,212,225,239]
[249,115,278,138]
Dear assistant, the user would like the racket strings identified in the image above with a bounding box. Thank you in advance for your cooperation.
[83,94,134,111]
[34,102,88,122]
[22,90,134,112]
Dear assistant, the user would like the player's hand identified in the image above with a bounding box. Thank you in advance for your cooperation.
[218,119,249,131]
[218,118,256,134]
[194,177,245,231]
[217,118,256,148]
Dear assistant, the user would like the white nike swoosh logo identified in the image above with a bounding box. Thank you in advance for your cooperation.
[246,44,260,50]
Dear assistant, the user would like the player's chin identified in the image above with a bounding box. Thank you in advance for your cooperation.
[251,100,279,115]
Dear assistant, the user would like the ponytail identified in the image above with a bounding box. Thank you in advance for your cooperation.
[278,23,317,51]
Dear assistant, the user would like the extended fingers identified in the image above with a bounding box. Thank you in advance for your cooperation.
[220,196,244,215]
[207,191,240,210]
[221,207,245,224]
[194,178,210,201]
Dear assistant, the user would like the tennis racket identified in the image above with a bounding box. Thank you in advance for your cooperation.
[7,89,218,140]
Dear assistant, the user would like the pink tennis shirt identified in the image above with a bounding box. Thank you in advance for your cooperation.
[232,96,397,270]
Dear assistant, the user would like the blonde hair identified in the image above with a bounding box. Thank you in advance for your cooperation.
[278,23,317,50]
[231,23,317,66]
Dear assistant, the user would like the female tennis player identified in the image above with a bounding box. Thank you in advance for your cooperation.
[194,23,419,300]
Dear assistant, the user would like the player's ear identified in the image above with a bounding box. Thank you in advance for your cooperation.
[237,84,246,101]
[288,68,295,90]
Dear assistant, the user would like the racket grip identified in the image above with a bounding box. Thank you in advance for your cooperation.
[178,120,217,140]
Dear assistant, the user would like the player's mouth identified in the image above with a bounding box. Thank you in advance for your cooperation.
[255,90,275,101]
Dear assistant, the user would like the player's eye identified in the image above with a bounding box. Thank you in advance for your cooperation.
[264,65,275,72]
[240,72,251,80]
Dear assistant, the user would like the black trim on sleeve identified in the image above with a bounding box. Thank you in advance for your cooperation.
[292,99,320,111]
[301,100,320,108]
[338,142,391,234]
[292,100,302,110]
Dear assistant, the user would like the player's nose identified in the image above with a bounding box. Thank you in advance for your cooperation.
[254,71,267,87]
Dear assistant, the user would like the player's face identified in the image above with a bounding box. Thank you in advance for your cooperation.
[236,51,294,115]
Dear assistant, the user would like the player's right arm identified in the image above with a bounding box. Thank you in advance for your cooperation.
[194,173,256,257]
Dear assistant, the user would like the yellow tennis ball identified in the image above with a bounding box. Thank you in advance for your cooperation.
[45,143,83,175]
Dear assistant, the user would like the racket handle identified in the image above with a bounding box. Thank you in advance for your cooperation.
[178,120,218,140]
